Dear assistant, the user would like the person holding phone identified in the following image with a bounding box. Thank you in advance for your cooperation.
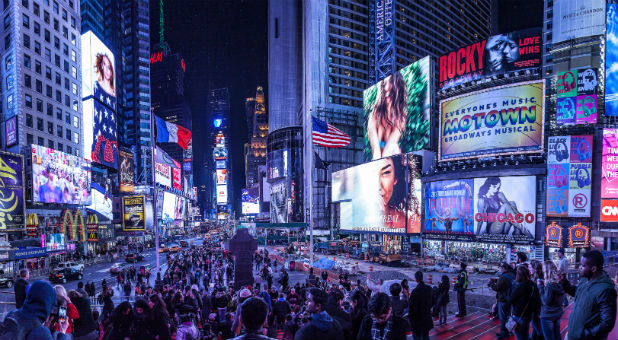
[55,285,79,340]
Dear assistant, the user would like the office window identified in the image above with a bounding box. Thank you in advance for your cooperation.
[57,142,62,152]
[66,145,72,155]
[64,77,68,90]
[35,79,42,93]
[33,3,39,16]
[26,114,33,128]
[24,74,31,88]
[53,1,58,14]
[34,22,40,35]
[35,60,41,74]
[55,72,60,84]
[63,60,68,73]
[55,90,61,102]
[34,41,40,54]
[71,83,77,95]
[56,125,62,137]
[64,94,69,106]
[53,36,59,49]
[3,15,9,30]
[73,132,78,144]
[47,103,52,116]
[65,112,70,124]
[48,139,54,149]
[37,118,43,131]
[71,50,75,62]
[61,9,66,21]
[62,43,67,56]
[43,11,49,24]
[5,74,12,90]
[23,34,30,49]
[53,18,58,31]
[25,94,33,108]
[56,108,62,120]
[47,121,52,134]
[71,66,76,79]
[45,66,51,79]
[71,100,77,111]
[38,137,44,146]
[70,16,75,28]
[22,14,29,28]
[54,54,60,67]
[65,129,71,141]
[4,34,10,49]
[46,85,52,97]
[44,47,50,61]
[62,26,67,39]
[44,29,50,42]
[27,134,33,146]
[70,33,75,46]
[22,0,29,8]
[37,99,43,112]
[23,54,31,68]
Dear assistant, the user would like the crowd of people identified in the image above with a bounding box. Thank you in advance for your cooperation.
[2,238,617,340]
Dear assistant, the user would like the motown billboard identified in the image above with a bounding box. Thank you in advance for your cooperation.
[439,28,541,90]
[439,81,544,161]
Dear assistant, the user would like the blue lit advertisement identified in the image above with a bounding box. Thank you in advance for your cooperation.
[606,4,618,116]
[424,179,475,240]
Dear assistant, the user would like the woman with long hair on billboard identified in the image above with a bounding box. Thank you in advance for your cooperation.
[475,177,533,238]
[376,156,406,230]
[95,53,115,98]
[367,72,408,160]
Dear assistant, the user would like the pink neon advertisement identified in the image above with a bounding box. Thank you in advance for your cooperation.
[602,129,618,198]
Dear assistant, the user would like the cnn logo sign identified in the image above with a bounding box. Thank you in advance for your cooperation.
[600,200,618,222]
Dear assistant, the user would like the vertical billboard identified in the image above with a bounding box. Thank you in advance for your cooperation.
[363,57,431,160]
[122,195,145,231]
[31,145,91,205]
[118,148,134,193]
[270,180,288,223]
[556,69,598,125]
[369,0,396,81]
[606,4,618,116]
[81,31,116,109]
[161,192,176,220]
[216,185,227,204]
[424,179,475,240]
[546,136,592,217]
[439,81,545,161]
[601,129,618,198]
[172,167,181,191]
[331,154,422,234]
[439,28,542,90]
[4,116,17,147]
[0,152,24,230]
[552,0,606,44]
[82,99,118,169]
[154,147,173,187]
[87,169,113,220]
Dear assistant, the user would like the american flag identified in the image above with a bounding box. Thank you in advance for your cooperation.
[312,116,351,147]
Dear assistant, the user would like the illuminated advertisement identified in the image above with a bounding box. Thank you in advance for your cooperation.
[552,0,606,44]
[46,233,65,252]
[87,171,113,220]
[270,180,287,223]
[556,69,598,125]
[215,133,226,147]
[162,192,176,220]
[332,154,422,234]
[473,176,536,244]
[174,196,185,220]
[5,116,17,147]
[439,28,542,90]
[122,196,145,231]
[568,224,589,248]
[81,31,116,108]
[424,179,475,240]
[546,136,592,217]
[241,189,260,215]
[216,160,226,169]
[172,167,181,191]
[601,129,618,197]
[363,57,431,160]
[213,147,227,160]
[31,145,91,205]
[439,81,544,161]
[216,185,227,204]
[600,199,618,222]
[216,169,227,185]
[545,224,563,247]
[0,152,24,230]
[82,98,118,169]
[118,148,134,193]
[606,4,618,116]
[155,147,176,187]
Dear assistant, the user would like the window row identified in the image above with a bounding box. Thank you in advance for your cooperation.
[26,133,74,156]
[25,114,78,143]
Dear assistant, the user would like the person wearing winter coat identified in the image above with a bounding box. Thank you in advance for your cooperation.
[561,250,617,340]
[388,283,408,318]
[230,297,276,340]
[436,275,450,326]
[537,260,565,340]
[272,294,292,325]
[325,289,353,340]
[408,271,433,340]
[357,292,410,340]
[68,290,99,340]
[350,288,368,340]
[104,302,133,340]
[294,288,343,340]
[489,262,516,338]
[148,294,172,340]
[176,314,199,340]
[506,265,537,340]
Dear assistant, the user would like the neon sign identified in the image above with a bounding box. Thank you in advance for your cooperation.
[150,51,163,64]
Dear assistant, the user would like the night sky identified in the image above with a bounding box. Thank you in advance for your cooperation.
[151,0,268,214]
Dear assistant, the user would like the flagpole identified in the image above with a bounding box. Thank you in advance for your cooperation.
[151,113,160,274]
[303,0,314,271]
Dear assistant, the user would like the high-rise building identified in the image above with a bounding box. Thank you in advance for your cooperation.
[244,86,268,189]
[81,0,153,186]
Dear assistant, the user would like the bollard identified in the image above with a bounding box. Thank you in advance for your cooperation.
[365,254,368,261]
[333,257,336,261]
[452,276,457,285]
[428,273,433,285]
[369,266,373,272]
[346,253,349,259]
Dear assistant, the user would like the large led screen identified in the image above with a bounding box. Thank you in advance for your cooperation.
[154,147,173,187]
[439,28,542,90]
[602,129,618,198]
[216,169,227,185]
[122,196,145,231]
[546,136,592,217]
[242,189,260,215]
[270,180,287,223]
[172,167,181,191]
[46,233,65,252]
[425,180,475,240]
[81,31,116,109]
[216,185,228,204]
[332,154,421,234]
[118,148,134,193]
[556,69,598,125]
[439,81,544,161]
[552,0,605,44]
[363,57,431,160]
[31,145,91,205]
[82,98,118,169]
[87,170,113,220]
[162,192,176,220]
[0,152,25,230]
[606,4,618,116]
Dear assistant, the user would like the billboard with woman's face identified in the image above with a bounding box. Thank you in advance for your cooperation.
[363,57,431,161]
[81,31,116,108]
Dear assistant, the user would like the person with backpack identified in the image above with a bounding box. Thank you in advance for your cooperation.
[454,262,468,317]
[489,262,515,339]
[0,280,70,340]
[14,269,30,309]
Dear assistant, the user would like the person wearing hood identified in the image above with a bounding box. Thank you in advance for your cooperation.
[537,260,565,340]
[1,280,70,340]
[132,299,153,340]
[561,250,617,340]
[68,290,98,340]
[357,292,411,340]
[294,288,343,340]
[325,289,352,340]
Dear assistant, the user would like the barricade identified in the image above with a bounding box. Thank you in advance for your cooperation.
[427,273,433,284]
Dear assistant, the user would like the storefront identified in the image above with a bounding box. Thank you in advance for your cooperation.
[423,240,510,263]
[544,222,590,264]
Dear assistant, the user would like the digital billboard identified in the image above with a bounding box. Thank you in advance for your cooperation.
[424,179,475,240]
[332,154,422,234]
[545,224,563,247]
[118,148,134,193]
[241,189,260,215]
[5,116,17,147]
[270,180,287,223]
[0,152,24,230]
[601,199,618,222]
[174,196,185,220]
[81,31,116,108]
[216,169,227,185]
[568,224,590,248]
[601,129,618,198]
[216,160,226,169]
[363,57,431,160]
[213,147,227,160]
[439,81,544,161]
[82,98,118,169]
[155,147,177,187]
[46,233,65,252]
[552,0,605,44]
[162,192,176,220]
[122,195,145,231]
[31,145,91,205]
[473,176,536,244]
[172,167,181,191]
[216,185,227,204]
[606,4,618,116]
[556,69,598,125]
[87,173,113,220]
[439,28,542,90]
[546,136,592,217]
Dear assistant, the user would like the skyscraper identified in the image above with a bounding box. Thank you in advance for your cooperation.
[244,86,268,189]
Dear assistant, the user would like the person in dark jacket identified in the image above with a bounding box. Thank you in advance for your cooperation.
[68,290,99,340]
[132,299,153,340]
[454,262,468,317]
[272,294,292,325]
[231,297,276,340]
[437,275,450,326]
[408,271,433,340]
[357,292,410,340]
[560,250,617,340]
[100,288,114,323]
[104,301,133,340]
[489,262,515,338]
[506,264,536,340]
[294,288,343,340]
[388,282,408,318]
[325,289,352,340]
[14,269,30,309]
[148,294,172,340]
[350,288,368,340]
[538,260,564,340]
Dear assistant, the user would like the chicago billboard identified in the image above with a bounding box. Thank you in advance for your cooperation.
[439,81,544,161]
[546,136,592,217]
[552,0,605,44]
[363,57,431,160]
[439,28,542,90]
[606,4,618,116]
[332,154,422,234]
